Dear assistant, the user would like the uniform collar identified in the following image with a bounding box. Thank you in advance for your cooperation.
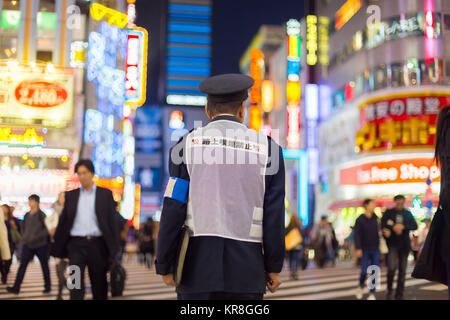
[210,114,242,124]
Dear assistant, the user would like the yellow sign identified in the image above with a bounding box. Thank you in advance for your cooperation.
[261,80,274,112]
[90,3,128,29]
[306,15,318,66]
[318,16,330,66]
[335,0,362,30]
[356,119,434,152]
[0,128,44,147]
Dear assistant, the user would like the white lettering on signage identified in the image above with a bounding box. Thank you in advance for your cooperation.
[356,164,440,184]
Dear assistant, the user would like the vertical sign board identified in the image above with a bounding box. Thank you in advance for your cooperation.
[306,84,319,184]
[125,27,148,108]
[286,19,301,149]
[249,49,263,131]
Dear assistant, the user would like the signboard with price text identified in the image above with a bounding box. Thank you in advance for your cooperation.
[0,64,74,128]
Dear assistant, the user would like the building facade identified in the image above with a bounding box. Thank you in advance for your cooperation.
[315,0,450,240]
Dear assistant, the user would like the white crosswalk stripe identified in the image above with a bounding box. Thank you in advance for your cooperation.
[0,260,447,300]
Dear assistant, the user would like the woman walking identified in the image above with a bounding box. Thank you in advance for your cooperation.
[0,206,11,284]
[434,105,450,299]
[1,204,20,284]
[285,214,306,280]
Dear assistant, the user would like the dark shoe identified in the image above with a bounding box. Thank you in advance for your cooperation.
[6,286,19,294]
[395,294,404,300]
[42,288,51,294]
[56,295,63,300]
[386,291,393,300]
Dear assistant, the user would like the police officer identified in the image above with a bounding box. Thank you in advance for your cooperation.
[155,73,286,300]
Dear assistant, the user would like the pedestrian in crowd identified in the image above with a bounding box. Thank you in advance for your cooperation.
[417,218,431,253]
[137,222,146,265]
[285,215,306,280]
[139,218,155,269]
[50,159,120,300]
[156,74,285,300]
[45,191,70,300]
[9,206,22,262]
[0,206,11,283]
[116,207,129,263]
[1,204,20,284]
[381,194,418,300]
[432,105,450,298]
[7,195,51,294]
[310,216,334,268]
[410,233,421,263]
[346,226,359,266]
[329,222,339,266]
[354,199,380,300]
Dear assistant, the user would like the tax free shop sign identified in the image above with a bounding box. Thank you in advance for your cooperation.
[340,157,440,186]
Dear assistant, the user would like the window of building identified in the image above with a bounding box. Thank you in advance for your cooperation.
[0,0,21,59]
[405,58,420,86]
[444,14,450,30]
[36,0,56,63]
[446,60,450,77]
[420,59,441,84]
[354,73,365,97]
[390,63,404,87]
[374,65,387,90]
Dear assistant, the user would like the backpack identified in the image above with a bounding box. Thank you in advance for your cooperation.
[109,261,127,297]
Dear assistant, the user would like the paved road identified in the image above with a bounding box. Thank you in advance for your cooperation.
[0,257,447,300]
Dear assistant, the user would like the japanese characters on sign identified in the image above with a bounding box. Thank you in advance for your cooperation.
[355,95,450,153]
[125,27,148,108]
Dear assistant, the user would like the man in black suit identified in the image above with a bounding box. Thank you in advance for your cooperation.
[51,159,119,300]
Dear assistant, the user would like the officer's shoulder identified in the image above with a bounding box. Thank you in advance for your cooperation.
[266,135,283,155]
[172,128,196,147]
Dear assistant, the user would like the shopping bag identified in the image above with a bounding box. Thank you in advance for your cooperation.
[285,228,303,251]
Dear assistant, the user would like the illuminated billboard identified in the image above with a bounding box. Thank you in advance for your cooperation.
[0,64,74,128]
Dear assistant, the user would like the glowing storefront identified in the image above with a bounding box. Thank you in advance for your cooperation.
[315,0,450,240]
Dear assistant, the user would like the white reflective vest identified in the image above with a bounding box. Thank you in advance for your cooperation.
[184,119,270,243]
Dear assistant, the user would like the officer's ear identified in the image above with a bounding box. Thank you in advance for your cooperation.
[237,101,245,122]
[205,104,213,120]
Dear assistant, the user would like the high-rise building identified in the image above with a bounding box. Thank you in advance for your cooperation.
[164,0,212,106]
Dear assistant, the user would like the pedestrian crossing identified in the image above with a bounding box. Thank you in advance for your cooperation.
[0,258,447,300]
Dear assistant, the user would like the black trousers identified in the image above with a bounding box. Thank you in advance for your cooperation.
[177,292,264,300]
[67,237,109,300]
[13,244,51,291]
[387,247,409,296]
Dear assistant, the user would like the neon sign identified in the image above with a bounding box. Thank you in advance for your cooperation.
[70,41,88,68]
[125,27,148,108]
[90,3,128,29]
[318,16,330,66]
[286,19,301,149]
[261,80,274,113]
[249,49,263,131]
[355,94,450,153]
[306,15,318,66]
[335,0,362,30]
[0,128,44,147]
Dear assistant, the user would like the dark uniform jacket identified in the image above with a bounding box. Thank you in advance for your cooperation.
[155,115,286,294]
[381,208,418,252]
[50,186,119,259]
